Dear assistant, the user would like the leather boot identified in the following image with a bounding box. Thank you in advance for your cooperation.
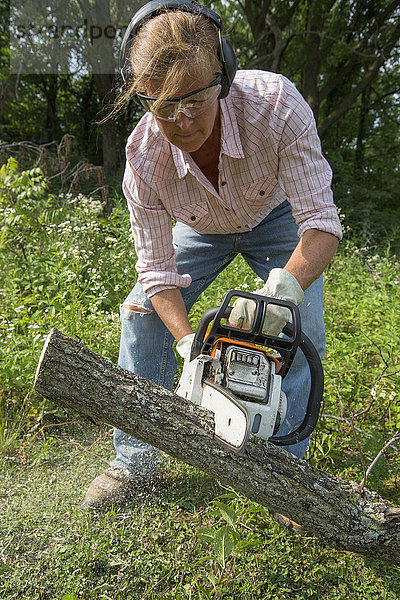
[274,513,309,536]
[83,467,147,510]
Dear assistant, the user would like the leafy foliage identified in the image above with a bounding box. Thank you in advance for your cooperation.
[0,159,134,434]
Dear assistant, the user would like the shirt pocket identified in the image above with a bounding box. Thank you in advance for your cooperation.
[172,202,209,226]
[241,177,278,206]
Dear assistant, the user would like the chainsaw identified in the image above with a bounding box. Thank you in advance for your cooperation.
[176,290,323,452]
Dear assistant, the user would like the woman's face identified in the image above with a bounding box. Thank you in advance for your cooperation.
[150,75,220,153]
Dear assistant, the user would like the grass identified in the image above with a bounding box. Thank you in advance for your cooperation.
[1,429,400,600]
[0,161,399,598]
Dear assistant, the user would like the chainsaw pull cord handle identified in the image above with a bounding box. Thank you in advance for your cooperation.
[190,298,323,446]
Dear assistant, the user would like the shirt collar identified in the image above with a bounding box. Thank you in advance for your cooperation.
[171,143,189,179]
[167,94,245,178]
[219,94,245,159]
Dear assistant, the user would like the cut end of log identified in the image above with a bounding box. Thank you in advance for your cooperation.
[34,328,55,390]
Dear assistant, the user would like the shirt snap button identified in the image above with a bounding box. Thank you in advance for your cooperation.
[221,181,227,186]
[190,215,196,221]
[259,190,265,196]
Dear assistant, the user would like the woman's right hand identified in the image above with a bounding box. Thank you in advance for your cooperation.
[176,333,195,362]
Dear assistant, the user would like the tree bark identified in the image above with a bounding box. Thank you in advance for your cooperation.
[34,328,400,566]
[40,74,59,143]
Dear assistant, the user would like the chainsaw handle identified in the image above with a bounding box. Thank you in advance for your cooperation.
[190,290,301,372]
[269,322,324,446]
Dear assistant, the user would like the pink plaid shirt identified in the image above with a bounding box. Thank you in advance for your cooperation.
[123,70,342,297]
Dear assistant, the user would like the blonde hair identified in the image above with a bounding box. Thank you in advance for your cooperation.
[114,10,221,116]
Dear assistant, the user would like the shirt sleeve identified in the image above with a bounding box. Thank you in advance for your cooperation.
[275,77,343,240]
[123,159,192,297]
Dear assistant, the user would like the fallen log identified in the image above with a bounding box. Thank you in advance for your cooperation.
[34,328,400,565]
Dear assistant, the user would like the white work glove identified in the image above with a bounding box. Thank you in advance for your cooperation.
[229,268,304,336]
[176,333,195,362]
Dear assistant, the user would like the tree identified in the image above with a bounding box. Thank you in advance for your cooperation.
[34,328,400,566]
[2,0,399,219]
[222,0,400,135]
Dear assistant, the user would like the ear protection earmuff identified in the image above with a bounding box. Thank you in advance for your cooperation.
[120,0,237,99]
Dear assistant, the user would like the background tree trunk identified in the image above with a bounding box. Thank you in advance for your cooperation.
[40,74,59,143]
[34,328,400,566]
[92,72,118,176]
[77,0,119,175]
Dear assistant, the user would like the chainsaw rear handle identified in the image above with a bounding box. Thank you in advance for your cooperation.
[190,290,323,446]
[269,321,324,446]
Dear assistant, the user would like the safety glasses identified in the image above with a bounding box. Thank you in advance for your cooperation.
[136,74,222,121]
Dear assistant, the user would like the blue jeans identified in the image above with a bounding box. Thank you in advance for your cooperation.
[111,201,325,476]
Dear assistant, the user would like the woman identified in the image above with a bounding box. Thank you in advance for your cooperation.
[84,0,342,510]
